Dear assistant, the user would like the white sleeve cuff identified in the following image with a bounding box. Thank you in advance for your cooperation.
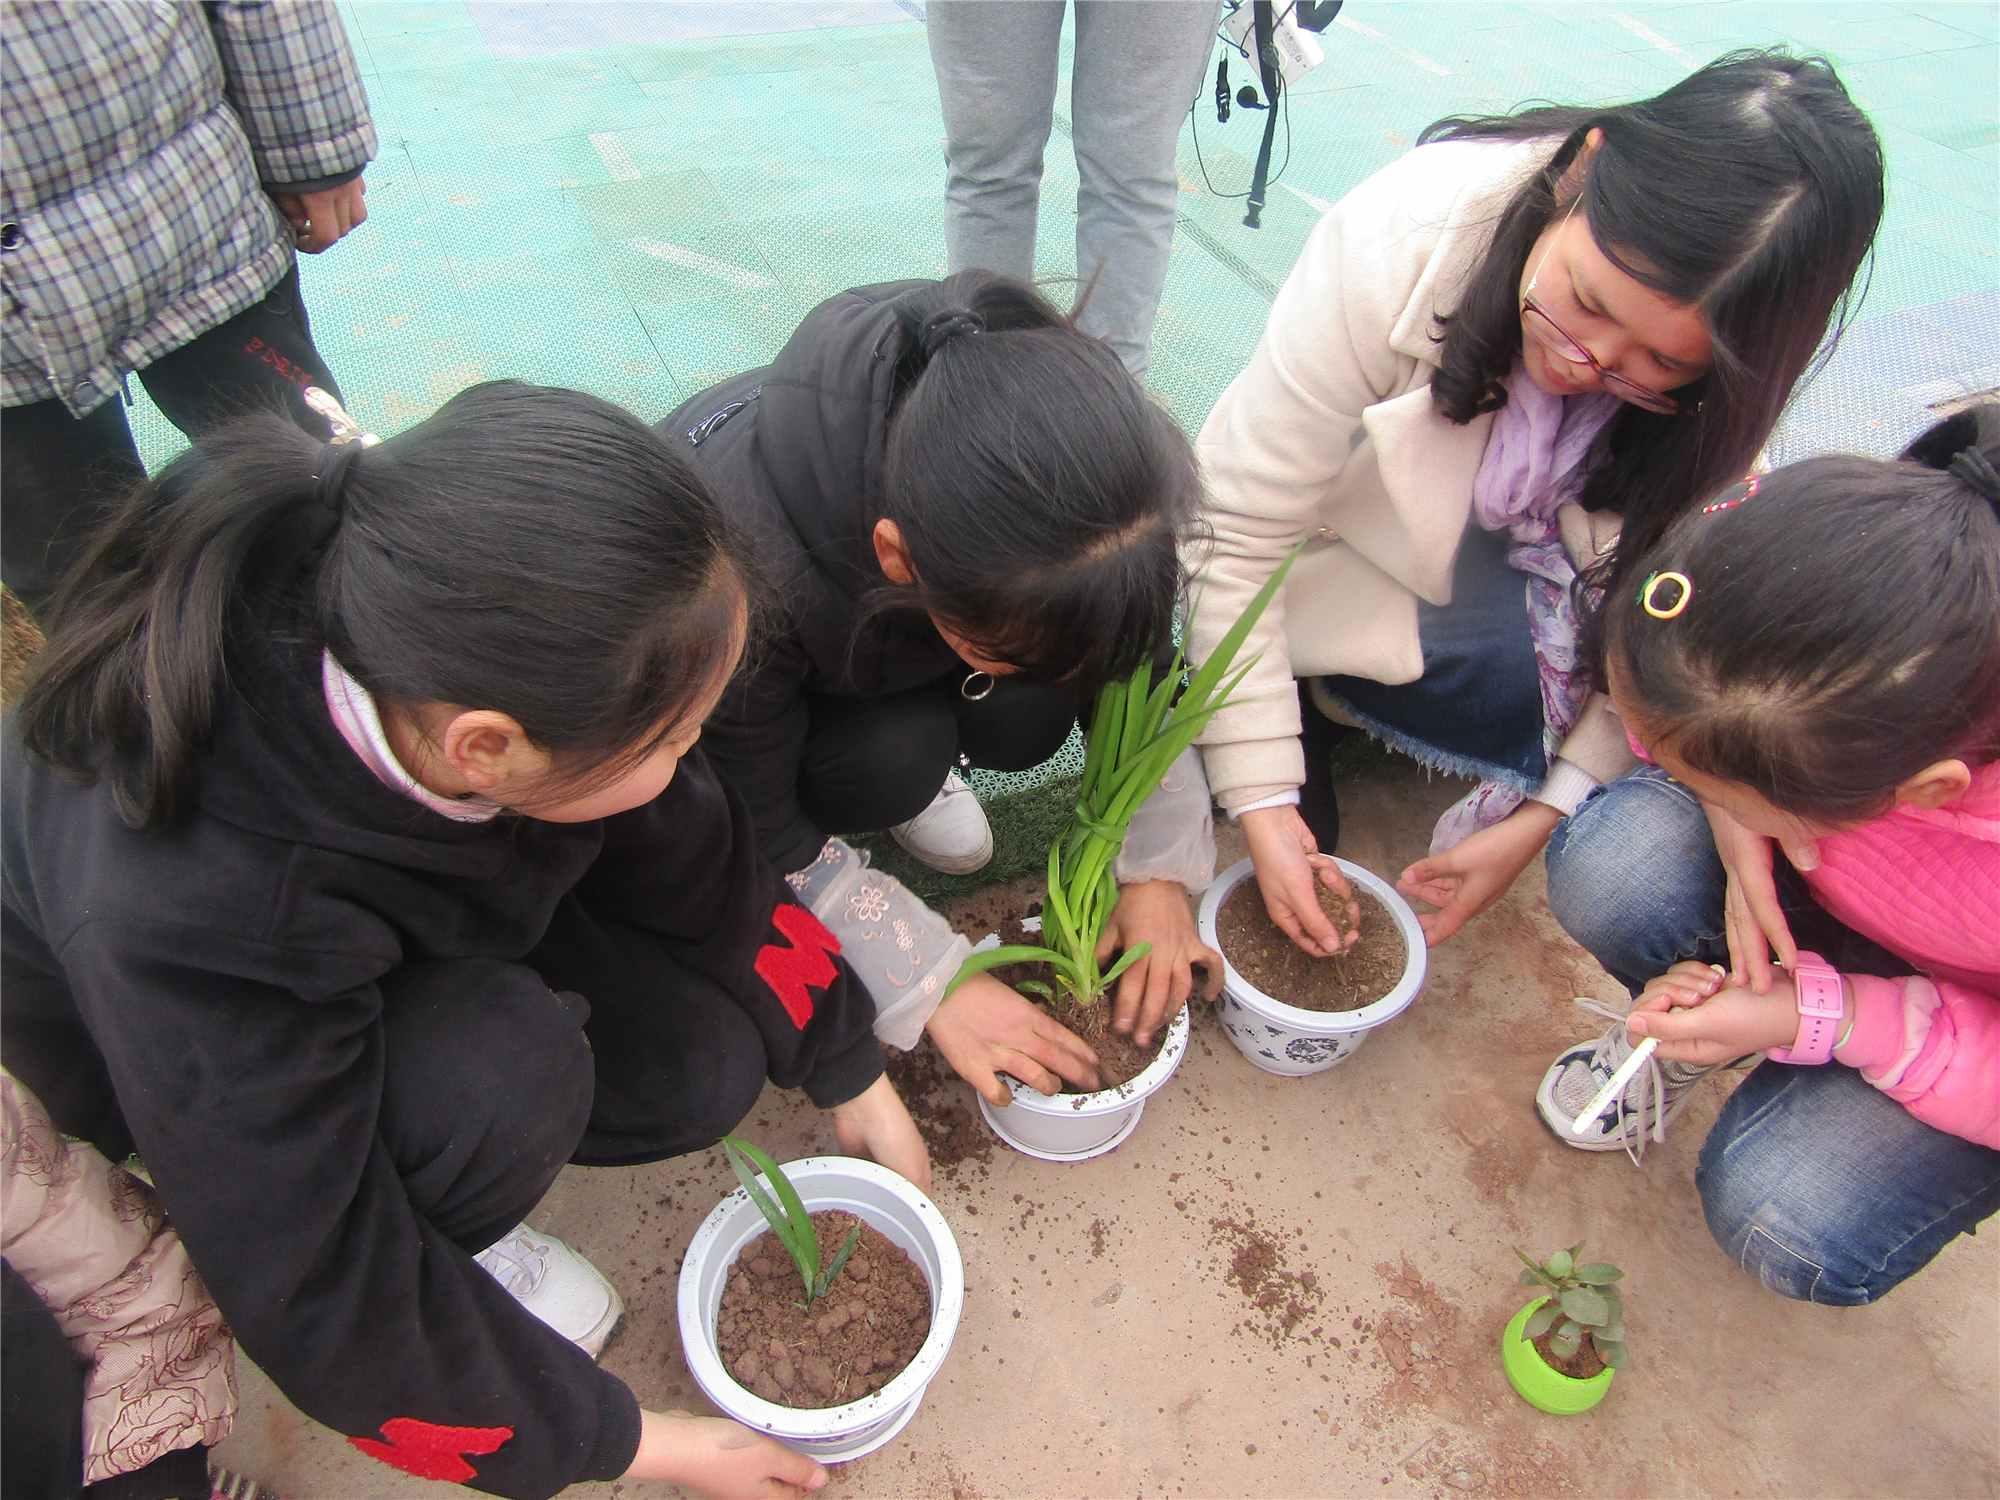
[1531,758,1600,820]
[1228,789,1302,820]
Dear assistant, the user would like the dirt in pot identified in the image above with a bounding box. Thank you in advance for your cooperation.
[1530,1328,1608,1381]
[989,917,1168,1092]
[1216,880,1405,1012]
[716,1212,931,1410]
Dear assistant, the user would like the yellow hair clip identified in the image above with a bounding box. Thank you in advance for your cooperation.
[1639,570,1692,620]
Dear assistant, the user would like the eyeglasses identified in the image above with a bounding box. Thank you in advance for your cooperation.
[1522,198,1681,416]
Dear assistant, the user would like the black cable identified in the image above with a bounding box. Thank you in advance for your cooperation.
[1187,58,1290,202]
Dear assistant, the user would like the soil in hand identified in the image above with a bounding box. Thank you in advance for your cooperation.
[1530,1328,1608,1381]
[716,1212,931,1410]
[989,917,1167,1091]
[885,1041,992,1180]
[1216,879,1405,1011]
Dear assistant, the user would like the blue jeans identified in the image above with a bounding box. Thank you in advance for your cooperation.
[1545,768,2000,1304]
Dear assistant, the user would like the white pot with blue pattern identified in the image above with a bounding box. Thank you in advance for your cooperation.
[1197,856,1428,1076]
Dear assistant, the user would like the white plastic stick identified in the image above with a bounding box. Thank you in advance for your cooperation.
[1570,1036,1657,1136]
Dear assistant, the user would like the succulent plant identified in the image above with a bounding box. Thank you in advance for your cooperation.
[1514,1245,1628,1369]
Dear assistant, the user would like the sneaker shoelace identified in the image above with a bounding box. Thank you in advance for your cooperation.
[1569,996,1687,1166]
[475,1231,550,1297]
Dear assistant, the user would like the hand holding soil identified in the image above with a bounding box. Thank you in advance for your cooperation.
[1240,804,1360,957]
[1099,878,1223,1046]
[829,1075,933,1192]
[1218,879,1407,1012]
[925,973,1100,1105]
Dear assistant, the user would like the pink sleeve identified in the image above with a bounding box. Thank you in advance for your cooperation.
[1839,973,2000,1148]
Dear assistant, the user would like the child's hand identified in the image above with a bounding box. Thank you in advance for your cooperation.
[634,1409,827,1498]
[926,973,1099,1105]
[1397,802,1560,944]
[1703,804,1798,993]
[1625,961,1806,1065]
[1098,880,1222,1047]
[1241,805,1357,957]
[829,1073,932,1192]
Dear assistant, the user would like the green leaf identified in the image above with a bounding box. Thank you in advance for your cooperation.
[1545,1249,1574,1281]
[1523,1303,1560,1339]
[1595,1337,1627,1370]
[944,944,1066,997]
[1573,1264,1624,1285]
[1549,1329,1580,1361]
[1559,1286,1609,1327]
[1597,1319,1625,1344]
[723,1137,816,1303]
[1519,1268,1545,1287]
[813,1223,863,1302]
[1042,842,1080,955]
[1016,979,1054,1000]
[1096,942,1152,994]
[1514,1248,1555,1285]
[1175,546,1301,727]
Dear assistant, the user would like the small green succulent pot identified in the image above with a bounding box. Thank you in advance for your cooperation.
[1501,1298,1615,1415]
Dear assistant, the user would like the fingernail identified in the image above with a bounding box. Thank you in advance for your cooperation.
[1627,1016,1649,1036]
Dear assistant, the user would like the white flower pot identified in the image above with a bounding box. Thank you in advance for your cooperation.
[976,1002,1189,1160]
[677,1156,964,1464]
[1197,856,1428,1076]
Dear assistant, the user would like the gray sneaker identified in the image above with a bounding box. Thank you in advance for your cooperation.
[1534,998,1737,1163]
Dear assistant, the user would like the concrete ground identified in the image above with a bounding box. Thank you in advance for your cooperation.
[215,749,2000,1498]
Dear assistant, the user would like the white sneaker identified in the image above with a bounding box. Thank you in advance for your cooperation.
[889,770,993,875]
[475,1224,623,1359]
[1534,998,1742,1164]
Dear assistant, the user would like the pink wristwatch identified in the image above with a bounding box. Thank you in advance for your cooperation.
[1766,950,1846,1065]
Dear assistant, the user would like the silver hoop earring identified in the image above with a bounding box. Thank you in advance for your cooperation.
[960,671,995,702]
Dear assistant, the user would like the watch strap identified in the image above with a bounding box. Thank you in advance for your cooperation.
[1767,950,1844,1065]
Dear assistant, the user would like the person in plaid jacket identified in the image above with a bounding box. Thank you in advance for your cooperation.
[1,0,376,613]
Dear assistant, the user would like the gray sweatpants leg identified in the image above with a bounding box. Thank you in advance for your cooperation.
[928,0,1219,379]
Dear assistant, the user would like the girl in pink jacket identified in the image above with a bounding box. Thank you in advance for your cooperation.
[1533,403,2000,1303]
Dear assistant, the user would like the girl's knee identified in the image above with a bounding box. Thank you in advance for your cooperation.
[1696,1149,1880,1306]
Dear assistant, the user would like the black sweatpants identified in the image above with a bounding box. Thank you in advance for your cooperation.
[376,892,854,1254]
[793,673,1080,867]
[1,266,340,614]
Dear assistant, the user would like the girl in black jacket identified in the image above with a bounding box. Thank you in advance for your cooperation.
[665,272,1224,1099]
[2,382,924,1500]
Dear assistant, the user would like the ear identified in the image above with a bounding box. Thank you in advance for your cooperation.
[872,518,917,585]
[438,709,549,795]
[1893,758,1973,812]
[1556,126,1606,201]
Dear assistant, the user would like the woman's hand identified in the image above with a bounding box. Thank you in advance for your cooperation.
[1396,802,1560,944]
[1098,880,1222,1048]
[925,974,1100,1106]
[1624,959,1822,1066]
[630,1410,827,1498]
[1240,805,1359,958]
[828,1074,932,1192]
[1703,803,1800,994]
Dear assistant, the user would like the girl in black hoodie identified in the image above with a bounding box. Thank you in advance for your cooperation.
[2,382,925,1500]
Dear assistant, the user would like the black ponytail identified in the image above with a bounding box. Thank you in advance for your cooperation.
[1609,403,2000,823]
[873,270,1201,687]
[18,381,752,829]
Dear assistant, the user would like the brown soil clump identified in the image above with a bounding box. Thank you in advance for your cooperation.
[1211,1214,1324,1346]
[883,1043,992,1181]
[1217,880,1405,1011]
[1531,1327,1608,1381]
[715,1212,930,1410]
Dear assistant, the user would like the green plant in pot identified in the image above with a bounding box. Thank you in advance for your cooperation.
[943,548,1301,1030]
[1501,1245,1626,1414]
[722,1136,859,1310]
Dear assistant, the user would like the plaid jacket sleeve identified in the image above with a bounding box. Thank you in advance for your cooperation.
[204,1,376,188]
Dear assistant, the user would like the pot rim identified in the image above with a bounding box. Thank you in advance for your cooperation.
[1502,1296,1617,1406]
[995,996,1190,1117]
[1196,856,1428,1033]
[677,1155,965,1435]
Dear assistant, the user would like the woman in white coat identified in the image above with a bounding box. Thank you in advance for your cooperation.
[1113,49,1884,996]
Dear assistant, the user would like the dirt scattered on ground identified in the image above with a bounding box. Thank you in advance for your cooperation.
[1363,1257,1470,1420]
[884,1043,993,1182]
[1087,1218,1108,1259]
[1211,1214,1325,1346]
[716,1212,930,1410]
[1217,881,1405,1010]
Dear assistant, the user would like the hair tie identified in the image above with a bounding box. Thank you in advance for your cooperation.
[1700,473,1759,514]
[1948,446,2000,505]
[919,308,986,358]
[1639,570,1692,620]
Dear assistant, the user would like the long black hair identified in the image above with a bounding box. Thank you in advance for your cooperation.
[18,381,751,829]
[1609,404,2000,824]
[874,270,1201,686]
[1420,49,1884,602]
